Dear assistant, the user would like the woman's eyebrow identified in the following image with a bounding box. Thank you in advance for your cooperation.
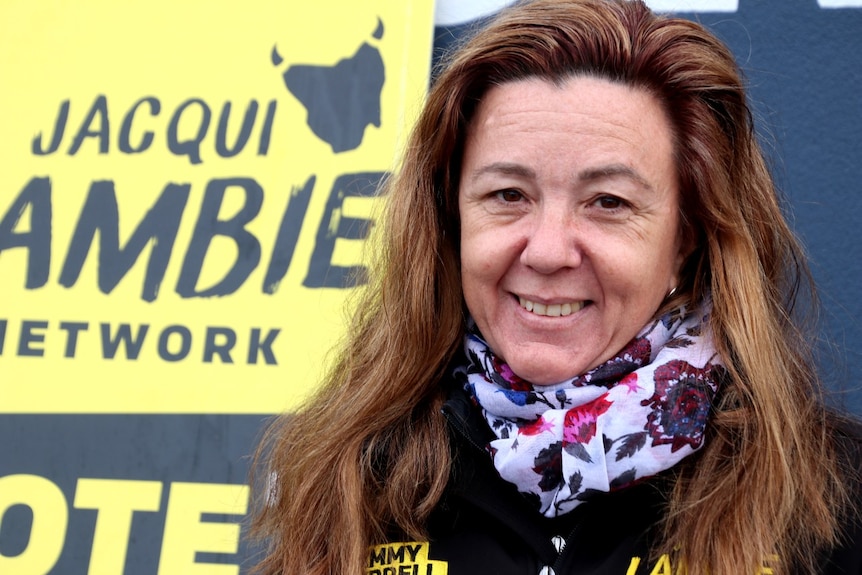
[469,161,654,192]
[469,162,536,183]
[578,164,653,191]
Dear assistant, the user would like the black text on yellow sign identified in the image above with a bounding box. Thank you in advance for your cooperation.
[7,90,390,297]
[0,0,434,413]
[0,475,248,575]
[2,167,386,301]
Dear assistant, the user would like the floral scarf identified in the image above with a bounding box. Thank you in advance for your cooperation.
[459,304,725,517]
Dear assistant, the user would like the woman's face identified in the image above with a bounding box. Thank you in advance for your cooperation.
[458,76,685,385]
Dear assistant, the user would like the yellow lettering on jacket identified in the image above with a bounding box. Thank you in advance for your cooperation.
[650,554,673,575]
[366,542,448,575]
[629,552,780,575]
[633,553,687,575]
[365,544,781,574]
[756,554,780,574]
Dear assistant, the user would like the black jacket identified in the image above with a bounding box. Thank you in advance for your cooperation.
[368,387,862,575]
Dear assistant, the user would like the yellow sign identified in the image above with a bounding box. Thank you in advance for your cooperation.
[0,0,434,413]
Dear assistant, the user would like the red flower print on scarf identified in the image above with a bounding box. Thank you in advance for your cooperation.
[532,442,564,491]
[491,355,532,391]
[563,394,613,444]
[521,416,554,436]
[579,337,651,387]
[642,359,719,452]
[618,372,640,394]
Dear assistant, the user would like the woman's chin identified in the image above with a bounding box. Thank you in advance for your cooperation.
[505,357,587,387]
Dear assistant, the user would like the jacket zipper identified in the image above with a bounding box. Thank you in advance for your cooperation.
[443,404,586,574]
[440,404,492,454]
[551,525,581,574]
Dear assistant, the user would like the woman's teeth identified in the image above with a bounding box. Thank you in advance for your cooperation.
[518,297,585,317]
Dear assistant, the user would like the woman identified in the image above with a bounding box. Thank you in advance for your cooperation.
[250,1,861,573]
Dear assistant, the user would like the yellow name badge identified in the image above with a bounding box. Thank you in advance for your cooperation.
[367,542,449,575]
[0,0,434,413]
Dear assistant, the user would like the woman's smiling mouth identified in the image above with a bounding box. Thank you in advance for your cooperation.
[518,296,587,317]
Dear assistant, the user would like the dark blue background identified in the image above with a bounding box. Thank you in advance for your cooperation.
[700,1,862,414]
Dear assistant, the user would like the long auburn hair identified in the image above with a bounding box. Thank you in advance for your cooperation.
[250,1,849,573]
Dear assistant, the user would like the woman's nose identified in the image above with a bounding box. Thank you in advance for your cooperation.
[519,209,583,274]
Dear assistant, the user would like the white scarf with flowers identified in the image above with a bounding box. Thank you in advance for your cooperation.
[460,304,724,517]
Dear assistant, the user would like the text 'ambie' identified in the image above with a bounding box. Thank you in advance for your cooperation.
[0,172,386,301]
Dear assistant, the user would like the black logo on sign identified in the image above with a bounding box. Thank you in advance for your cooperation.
[272,18,385,153]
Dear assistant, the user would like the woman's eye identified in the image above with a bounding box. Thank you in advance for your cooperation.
[496,189,523,202]
[595,195,624,210]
